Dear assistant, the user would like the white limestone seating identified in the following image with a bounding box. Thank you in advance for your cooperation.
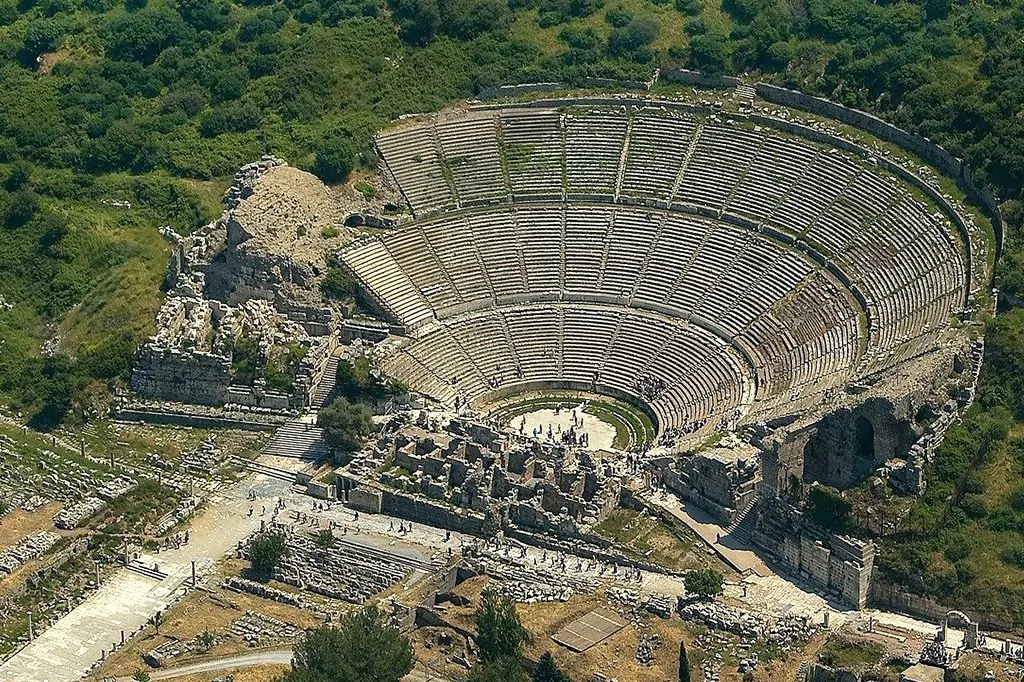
[353,104,974,434]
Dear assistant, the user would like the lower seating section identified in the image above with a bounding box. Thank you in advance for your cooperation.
[383,304,754,435]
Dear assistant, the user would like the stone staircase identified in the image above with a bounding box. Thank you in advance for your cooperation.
[232,456,300,484]
[126,560,168,581]
[261,420,329,462]
[310,355,341,410]
[725,499,757,545]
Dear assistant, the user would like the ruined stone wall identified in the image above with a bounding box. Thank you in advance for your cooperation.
[752,498,874,609]
[131,347,231,405]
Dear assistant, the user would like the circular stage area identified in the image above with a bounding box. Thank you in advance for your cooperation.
[487,391,658,450]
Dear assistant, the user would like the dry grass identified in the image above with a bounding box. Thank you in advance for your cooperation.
[0,501,61,548]
[172,664,291,682]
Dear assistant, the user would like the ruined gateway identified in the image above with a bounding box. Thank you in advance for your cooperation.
[128,92,992,609]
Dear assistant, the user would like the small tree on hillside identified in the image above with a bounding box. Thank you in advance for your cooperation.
[467,656,529,682]
[475,591,531,664]
[248,532,289,579]
[283,606,414,682]
[684,568,724,600]
[678,640,691,681]
[533,651,570,682]
[314,129,358,183]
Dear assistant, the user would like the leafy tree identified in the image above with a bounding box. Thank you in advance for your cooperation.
[283,607,414,682]
[248,532,289,579]
[684,568,724,599]
[689,31,730,72]
[318,397,374,454]
[199,102,262,137]
[468,656,529,682]
[604,5,631,27]
[23,18,63,56]
[149,609,163,634]
[314,529,336,549]
[532,652,569,682]
[607,18,659,58]
[314,129,358,183]
[103,6,189,63]
[321,267,359,300]
[678,640,690,682]
[806,485,851,532]
[475,591,531,663]
[132,670,151,682]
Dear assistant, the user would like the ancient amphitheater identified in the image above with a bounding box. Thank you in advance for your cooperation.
[342,97,989,459]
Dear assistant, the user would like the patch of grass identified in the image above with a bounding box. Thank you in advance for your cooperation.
[817,637,886,671]
[354,181,376,200]
[593,508,702,571]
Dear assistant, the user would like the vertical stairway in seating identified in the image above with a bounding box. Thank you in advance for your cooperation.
[310,355,341,410]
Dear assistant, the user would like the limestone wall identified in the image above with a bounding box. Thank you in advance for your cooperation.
[131,347,231,406]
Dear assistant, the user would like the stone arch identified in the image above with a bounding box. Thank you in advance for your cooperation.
[854,415,875,461]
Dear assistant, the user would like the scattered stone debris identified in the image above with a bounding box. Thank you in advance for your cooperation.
[0,531,60,574]
[53,496,106,529]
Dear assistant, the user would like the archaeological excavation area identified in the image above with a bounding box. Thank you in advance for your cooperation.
[4,85,1017,682]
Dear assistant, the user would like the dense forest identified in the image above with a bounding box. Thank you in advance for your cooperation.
[1,0,1024,617]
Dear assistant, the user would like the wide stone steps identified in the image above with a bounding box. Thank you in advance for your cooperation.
[232,456,299,483]
[262,420,328,461]
[126,560,168,581]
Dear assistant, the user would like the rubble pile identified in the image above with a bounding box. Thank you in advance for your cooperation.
[229,610,299,646]
[154,496,201,535]
[54,497,106,529]
[223,576,307,608]
[607,588,674,618]
[265,532,426,604]
[678,599,765,638]
[492,580,573,604]
[0,531,60,574]
[97,476,137,500]
[635,633,659,666]
[765,614,818,647]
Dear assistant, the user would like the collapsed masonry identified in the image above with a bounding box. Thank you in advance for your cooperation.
[340,415,621,540]
[131,157,351,412]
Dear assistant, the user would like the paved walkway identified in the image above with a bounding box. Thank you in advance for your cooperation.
[0,480,288,682]
[140,649,449,682]
[642,490,770,577]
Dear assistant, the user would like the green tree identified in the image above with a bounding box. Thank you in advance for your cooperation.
[690,31,731,72]
[475,591,531,664]
[314,529,336,549]
[468,656,529,682]
[314,130,358,183]
[283,606,414,682]
[806,485,851,532]
[248,532,289,579]
[532,651,569,682]
[678,640,690,681]
[132,670,151,682]
[321,267,359,300]
[317,397,374,454]
[684,568,724,599]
